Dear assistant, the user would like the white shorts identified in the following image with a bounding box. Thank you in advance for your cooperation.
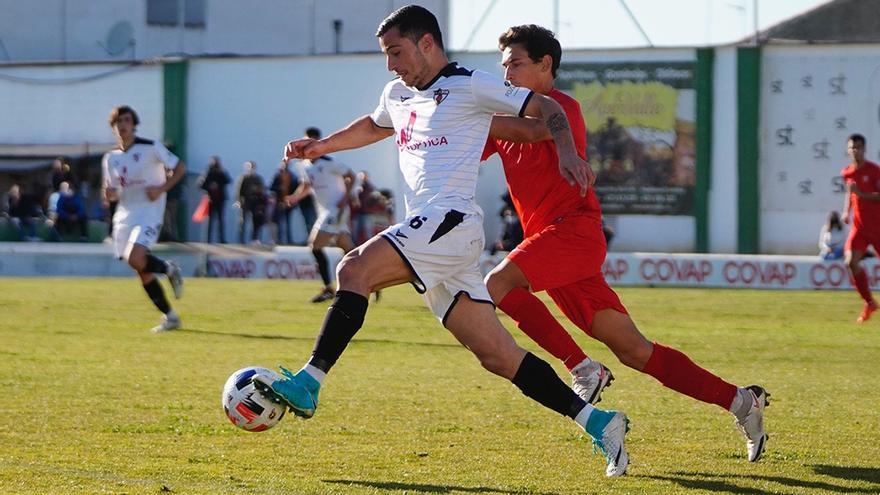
[113,221,162,260]
[312,205,351,237]
[380,204,493,323]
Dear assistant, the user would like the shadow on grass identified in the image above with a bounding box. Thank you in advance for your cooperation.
[646,471,879,494]
[812,464,880,484]
[323,479,561,495]
[179,328,460,348]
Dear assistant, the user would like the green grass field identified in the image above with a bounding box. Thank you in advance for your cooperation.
[2,278,879,494]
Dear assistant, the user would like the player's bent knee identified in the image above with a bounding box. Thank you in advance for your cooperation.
[615,342,652,369]
[474,350,509,377]
[484,268,515,303]
[336,252,368,287]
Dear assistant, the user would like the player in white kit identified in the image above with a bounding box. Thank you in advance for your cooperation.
[102,106,186,333]
[255,5,630,476]
[286,128,358,303]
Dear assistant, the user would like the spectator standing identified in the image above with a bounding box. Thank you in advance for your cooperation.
[49,157,76,192]
[235,161,268,244]
[198,156,231,243]
[269,161,296,245]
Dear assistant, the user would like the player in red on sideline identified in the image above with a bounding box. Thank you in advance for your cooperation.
[481,24,770,462]
[840,133,880,322]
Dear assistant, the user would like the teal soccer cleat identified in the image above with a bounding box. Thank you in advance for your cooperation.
[588,410,630,477]
[253,366,320,419]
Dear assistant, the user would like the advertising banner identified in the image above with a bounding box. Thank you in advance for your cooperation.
[556,62,697,215]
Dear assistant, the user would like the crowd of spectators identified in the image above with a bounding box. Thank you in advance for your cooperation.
[1,157,96,242]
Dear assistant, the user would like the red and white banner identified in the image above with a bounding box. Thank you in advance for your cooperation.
[601,253,877,290]
[205,247,344,280]
[480,252,879,290]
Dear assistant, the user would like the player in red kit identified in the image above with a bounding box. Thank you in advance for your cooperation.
[841,133,880,322]
[482,24,770,462]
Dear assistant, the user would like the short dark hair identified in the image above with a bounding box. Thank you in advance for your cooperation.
[108,105,140,127]
[848,133,866,146]
[376,5,444,50]
[305,127,322,139]
[498,24,561,78]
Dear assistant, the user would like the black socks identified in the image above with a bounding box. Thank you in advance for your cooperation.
[143,278,171,314]
[308,290,369,372]
[312,248,331,286]
[512,352,586,418]
[144,254,168,274]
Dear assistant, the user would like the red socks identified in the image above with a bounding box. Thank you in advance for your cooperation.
[852,269,874,304]
[499,287,587,370]
[642,342,738,410]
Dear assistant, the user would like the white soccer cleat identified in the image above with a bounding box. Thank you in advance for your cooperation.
[593,411,630,477]
[166,260,184,299]
[150,314,182,333]
[571,359,614,405]
[734,385,770,462]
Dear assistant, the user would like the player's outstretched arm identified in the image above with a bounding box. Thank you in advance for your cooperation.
[522,94,594,195]
[488,116,551,143]
[285,116,394,161]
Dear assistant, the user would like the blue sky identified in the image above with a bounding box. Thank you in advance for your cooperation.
[449,0,830,50]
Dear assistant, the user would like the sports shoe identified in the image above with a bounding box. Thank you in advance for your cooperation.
[571,359,614,405]
[591,411,630,477]
[734,385,770,462]
[253,366,320,419]
[310,287,334,303]
[166,261,184,299]
[150,313,182,333]
[857,300,878,323]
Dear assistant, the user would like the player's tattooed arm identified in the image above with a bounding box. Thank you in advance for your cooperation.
[488,116,550,142]
[546,112,570,135]
[523,93,594,194]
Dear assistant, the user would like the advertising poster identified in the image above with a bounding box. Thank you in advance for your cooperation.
[557,62,697,215]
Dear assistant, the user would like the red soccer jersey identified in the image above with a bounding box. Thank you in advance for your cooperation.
[482,88,600,237]
[841,160,880,233]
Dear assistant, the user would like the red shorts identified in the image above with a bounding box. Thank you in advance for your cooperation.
[507,214,627,334]
[845,227,880,253]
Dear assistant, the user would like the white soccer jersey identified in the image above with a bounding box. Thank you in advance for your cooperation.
[370,63,532,217]
[102,137,180,225]
[298,156,349,210]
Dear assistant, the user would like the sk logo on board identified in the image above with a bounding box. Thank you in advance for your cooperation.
[433,88,449,105]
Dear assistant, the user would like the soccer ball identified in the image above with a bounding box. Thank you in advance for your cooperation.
[222,366,286,432]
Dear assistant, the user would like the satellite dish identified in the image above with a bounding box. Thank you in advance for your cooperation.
[101,21,135,56]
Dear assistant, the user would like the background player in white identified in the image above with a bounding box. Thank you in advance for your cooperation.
[102,106,186,333]
[285,128,358,303]
[255,5,630,476]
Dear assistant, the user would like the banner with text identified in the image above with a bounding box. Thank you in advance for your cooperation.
[556,62,697,215]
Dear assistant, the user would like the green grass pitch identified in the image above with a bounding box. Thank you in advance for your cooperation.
[1,278,879,494]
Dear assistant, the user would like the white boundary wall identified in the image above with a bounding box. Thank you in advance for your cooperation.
[760,45,880,254]
[2,242,874,290]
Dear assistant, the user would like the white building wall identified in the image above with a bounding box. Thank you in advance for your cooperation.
[709,46,739,254]
[0,63,163,144]
[760,44,880,254]
[0,0,448,63]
